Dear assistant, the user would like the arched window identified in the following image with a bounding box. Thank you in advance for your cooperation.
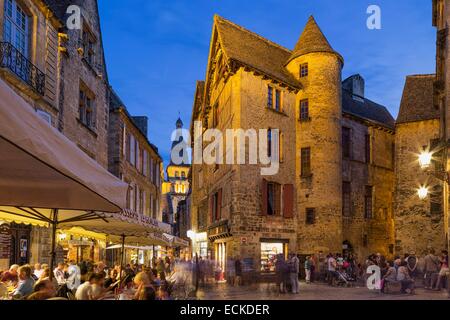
[3,0,29,57]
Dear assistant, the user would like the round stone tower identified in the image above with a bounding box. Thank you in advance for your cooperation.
[285,16,344,254]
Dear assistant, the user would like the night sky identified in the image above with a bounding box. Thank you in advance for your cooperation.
[99,0,435,165]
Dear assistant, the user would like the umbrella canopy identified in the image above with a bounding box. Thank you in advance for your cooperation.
[0,78,127,212]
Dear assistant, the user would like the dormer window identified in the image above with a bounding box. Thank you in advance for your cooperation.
[82,25,97,66]
[300,63,309,78]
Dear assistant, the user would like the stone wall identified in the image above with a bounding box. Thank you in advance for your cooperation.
[394,119,446,255]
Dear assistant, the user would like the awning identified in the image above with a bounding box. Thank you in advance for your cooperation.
[106,244,155,251]
[164,233,190,248]
[0,77,130,273]
[0,78,127,212]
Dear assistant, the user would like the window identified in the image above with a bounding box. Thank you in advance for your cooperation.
[181,171,186,179]
[300,63,308,78]
[306,208,316,225]
[267,86,282,111]
[342,127,351,159]
[300,99,309,121]
[129,185,135,211]
[275,90,281,111]
[301,147,311,177]
[213,103,219,128]
[267,86,273,108]
[431,185,443,215]
[3,0,29,57]
[210,189,222,222]
[129,135,136,166]
[143,150,148,176]
[150,158,154,182]
[82,25,96,66]
[343,182,351,217]
[79,87,95,129]
[175,171,180,178]
[267,129,272,158]
[138,188,144,214]
[364,186,373,219]
[365,134,371,164]
[267,182,281,216]
[152,196,157,219]
[149,194,154,217]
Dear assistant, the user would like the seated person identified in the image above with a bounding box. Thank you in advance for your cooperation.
[75,273,100,300]
[27,280,56,300]
[397,261,415,294]
[1,265,19,284]
[381,261,397,293]
[133,272,156,301]
[12,265,35,299]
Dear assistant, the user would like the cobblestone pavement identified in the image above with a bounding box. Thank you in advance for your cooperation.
[198,282,450,300]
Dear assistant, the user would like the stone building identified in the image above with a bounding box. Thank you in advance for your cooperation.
[108,89,163,222]
[432,0,450,251]
[189,15,396,274]
[0,0,112,268]
[162,118,191,233]
[394,74,445,255]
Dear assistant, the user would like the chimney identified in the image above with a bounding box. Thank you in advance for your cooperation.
[132,116,148,138]
[343,74,365,98]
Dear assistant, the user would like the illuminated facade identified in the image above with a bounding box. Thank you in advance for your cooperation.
[190,15,396,274]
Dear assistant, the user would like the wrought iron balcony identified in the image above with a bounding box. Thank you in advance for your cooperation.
[0,42,45,96]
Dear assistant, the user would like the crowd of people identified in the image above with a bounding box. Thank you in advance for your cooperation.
[0,256,196,300]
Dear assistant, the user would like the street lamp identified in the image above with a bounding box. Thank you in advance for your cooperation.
[417,186,429,200]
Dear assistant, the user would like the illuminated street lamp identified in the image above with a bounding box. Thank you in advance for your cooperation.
[417,186,429,200]
[418,151,433,169]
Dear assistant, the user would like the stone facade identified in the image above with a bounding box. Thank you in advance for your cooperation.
[190,15,396,274]
[395,119,445,254]
[108,90,163,221]
[433,0,450,251]
[0,0,111,266]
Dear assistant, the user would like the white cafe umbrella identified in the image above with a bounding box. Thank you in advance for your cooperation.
[0,77,133,275]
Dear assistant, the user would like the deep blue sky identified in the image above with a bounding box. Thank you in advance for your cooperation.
[99,0,435,165]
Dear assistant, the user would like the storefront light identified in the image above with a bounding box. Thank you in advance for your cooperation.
[187,230,196,240]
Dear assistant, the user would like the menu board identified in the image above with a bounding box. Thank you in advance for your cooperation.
[0,224,11,259]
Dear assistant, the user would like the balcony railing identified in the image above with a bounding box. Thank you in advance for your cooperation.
[0,42,45,96]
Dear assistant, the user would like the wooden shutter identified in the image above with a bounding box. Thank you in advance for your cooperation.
[217,189,222,221]
[261,179,268,215]
[283,184,294,218]
[275,183,282,216]
[209,195,215,223]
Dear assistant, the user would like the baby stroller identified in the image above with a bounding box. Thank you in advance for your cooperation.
[334,269,356,287]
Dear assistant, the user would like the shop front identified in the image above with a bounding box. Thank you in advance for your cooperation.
[260,239,289,274]
[208,220,232,282]
[0,222,31,269]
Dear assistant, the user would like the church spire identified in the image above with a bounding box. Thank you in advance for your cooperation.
[286,15,343,65]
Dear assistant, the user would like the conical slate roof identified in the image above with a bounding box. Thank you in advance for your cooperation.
[286,16,343,65]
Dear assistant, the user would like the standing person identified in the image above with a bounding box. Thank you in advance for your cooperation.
[289,254,300,294]
[234,257,242,287]
[226,257,235,286]
[66,260,81,292]
[305,256,312,284]
[275,254,286,293]
[435,250,449,291]
[423,248,440,289]
[12,265,35,298]
[198,257,206,287]
[327,254,337,286]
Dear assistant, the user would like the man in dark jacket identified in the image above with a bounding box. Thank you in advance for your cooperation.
[235,257,242,286]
